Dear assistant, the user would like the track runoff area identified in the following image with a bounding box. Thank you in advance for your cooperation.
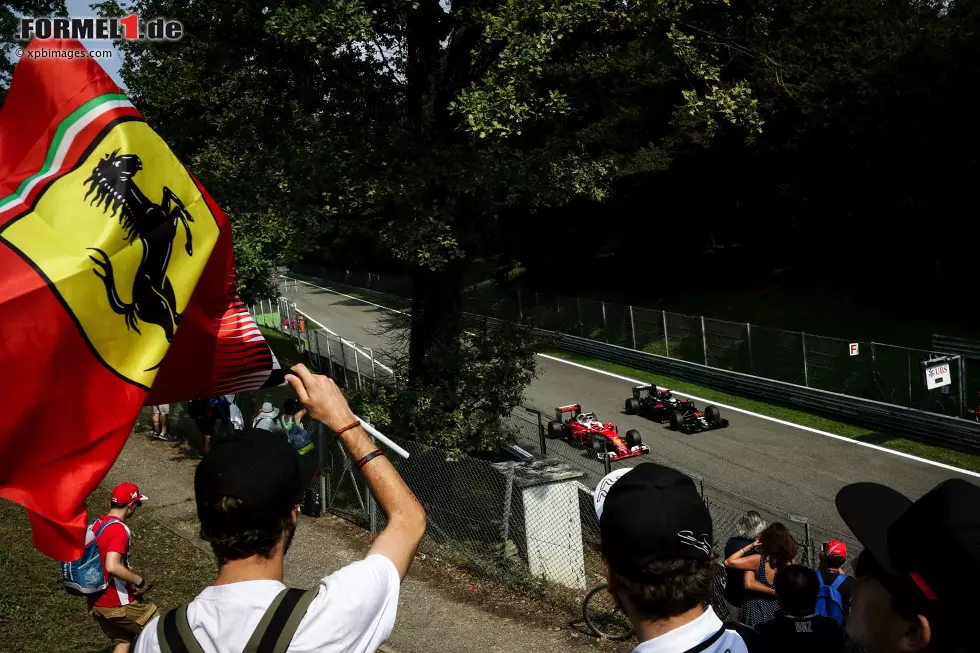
[279,276,979,542]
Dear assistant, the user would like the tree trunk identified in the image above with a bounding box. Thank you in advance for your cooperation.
[408,260,465,394]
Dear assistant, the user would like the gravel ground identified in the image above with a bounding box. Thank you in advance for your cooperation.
[103,431,630,653]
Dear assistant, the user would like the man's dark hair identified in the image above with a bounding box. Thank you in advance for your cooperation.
[759,523,798,568]
[199,496,296,566]
[821,551,846,569]
[608,557,715,621]
[774,564,819,614]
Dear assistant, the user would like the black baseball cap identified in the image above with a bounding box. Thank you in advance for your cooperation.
[836,478,980,641]
[195,429,303,534]
[599,463,713,582]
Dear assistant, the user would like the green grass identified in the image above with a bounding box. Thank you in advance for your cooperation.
[546,350,980,473]
[0,488,216,653]
[252,311,282,328]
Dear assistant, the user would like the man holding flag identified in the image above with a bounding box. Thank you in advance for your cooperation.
[0,38,284,562]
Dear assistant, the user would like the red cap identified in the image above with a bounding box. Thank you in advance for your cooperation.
[111,482,148,506]
[823,540,847,560]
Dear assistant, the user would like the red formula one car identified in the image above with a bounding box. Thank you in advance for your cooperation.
[546,404,650,462]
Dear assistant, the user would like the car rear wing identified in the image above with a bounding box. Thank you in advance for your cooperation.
[556,403,582,421]
[632,384,656,399]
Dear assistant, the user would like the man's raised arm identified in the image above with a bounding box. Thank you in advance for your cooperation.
[285,364,426,579]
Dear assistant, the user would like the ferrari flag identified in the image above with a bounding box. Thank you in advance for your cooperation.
[0,39,283,560]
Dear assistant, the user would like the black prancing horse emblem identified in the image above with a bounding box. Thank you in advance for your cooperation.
[84,150,194,346]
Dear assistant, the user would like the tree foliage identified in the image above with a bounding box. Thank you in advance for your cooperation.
[1,2,66,104]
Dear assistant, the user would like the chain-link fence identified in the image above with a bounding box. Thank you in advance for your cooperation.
[290,265,973,419]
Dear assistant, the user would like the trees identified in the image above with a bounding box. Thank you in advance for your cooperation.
[1,2,66,104]
[105,0,764,376]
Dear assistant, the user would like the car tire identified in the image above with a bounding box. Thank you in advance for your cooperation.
[705,405,721,423]
[547,420,563,439]
[625,429,642,448]
[669,411,685,431]
[625,398,640,415]
[591,435,607,453]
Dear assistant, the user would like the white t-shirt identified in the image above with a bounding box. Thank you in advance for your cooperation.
[632,606,760,653]
[134,555,400,653]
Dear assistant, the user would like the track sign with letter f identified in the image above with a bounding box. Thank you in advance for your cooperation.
[849,343,859,356]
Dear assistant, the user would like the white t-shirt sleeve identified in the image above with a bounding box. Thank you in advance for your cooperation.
[292,554,401,652]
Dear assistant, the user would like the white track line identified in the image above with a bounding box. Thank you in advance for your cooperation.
[288,277,408,315]
[538,353,980,479]
[289,306,395,375]
[284,276,980,479]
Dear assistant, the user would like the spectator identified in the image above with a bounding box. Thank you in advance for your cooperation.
[816,540,855,627]
[90,483,158,653]
[756,565,844,653]
[278,398,307,437]
[150,405,172,442]
[133,365,427,652]
[187,399,216,455]
[252,401,283,434]
[835,479,980,653]
[724,522,797,628]
[596,464,761,652]
[723,511,767,621]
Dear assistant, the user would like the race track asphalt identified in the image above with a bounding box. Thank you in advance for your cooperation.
[281,279,979,545]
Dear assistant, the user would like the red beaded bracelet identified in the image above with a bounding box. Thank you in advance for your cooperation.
[356,449,385,469]
[334,420,361,437]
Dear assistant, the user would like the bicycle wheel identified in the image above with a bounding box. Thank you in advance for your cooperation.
[583,584,633,640]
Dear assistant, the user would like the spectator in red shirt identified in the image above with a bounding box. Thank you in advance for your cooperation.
[89,482,159,653]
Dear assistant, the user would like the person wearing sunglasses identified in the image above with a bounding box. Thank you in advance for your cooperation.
[836,478,980,653]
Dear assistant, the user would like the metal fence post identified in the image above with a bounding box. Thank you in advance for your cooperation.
[517,290,524,320]
[802,332,810,387]
[960,355,967,418]
[663,311,670,357]
[907,348,913,407]
[325,337,334,380]
[537,411,547,456]
[701,315,708,366]
[603,452,612,476]
[629,306,637,350]
[602,302,608,342]
[500,462,516,560]
[340,340,350,387]
[747,322,754,373]
[364,417,378,532]
[369,348,377,385]
[318,423,328,515]
[354,347,363,390]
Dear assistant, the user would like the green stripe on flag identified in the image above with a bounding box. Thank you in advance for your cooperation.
[0,93,133,213]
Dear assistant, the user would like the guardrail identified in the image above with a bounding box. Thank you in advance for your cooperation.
[289,272,980,453]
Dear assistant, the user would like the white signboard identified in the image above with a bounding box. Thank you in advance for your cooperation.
[849,343,859,356]
[925,363,952,390]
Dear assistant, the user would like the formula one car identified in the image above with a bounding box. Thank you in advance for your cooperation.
[547,404,650,462]
[968,392,980,422]
[667,399,729,434]
[624,384,683,422]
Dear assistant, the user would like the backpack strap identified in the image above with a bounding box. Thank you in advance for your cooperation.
[244,588,318,653]
[816,571,826,588]
[830,573,847,590]
[157,607,206,653]
[93,517,124,539]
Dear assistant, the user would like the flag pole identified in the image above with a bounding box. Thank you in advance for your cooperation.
[355,417,410,459]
